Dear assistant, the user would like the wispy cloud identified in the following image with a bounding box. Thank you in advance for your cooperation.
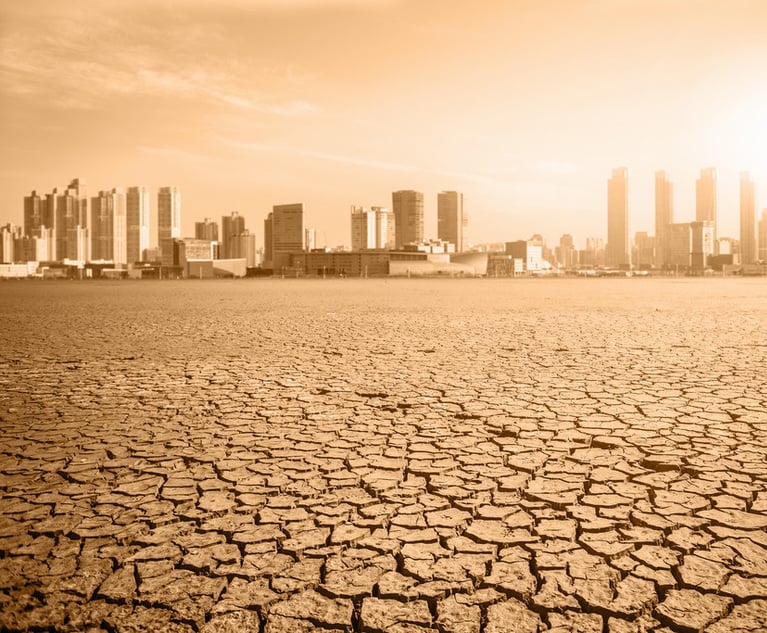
[0,13,318,116]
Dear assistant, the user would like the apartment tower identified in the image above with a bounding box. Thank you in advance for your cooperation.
[437,191,465,252]
[606,168,629,268]
[392,190,424,249]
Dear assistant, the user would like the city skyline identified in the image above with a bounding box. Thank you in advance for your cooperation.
[2,1,767,246]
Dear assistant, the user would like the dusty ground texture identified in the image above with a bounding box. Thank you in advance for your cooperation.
[1,278,766,633]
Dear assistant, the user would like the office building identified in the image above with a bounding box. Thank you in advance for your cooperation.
[350,206,394,250]
[392,190,424,249]
[54,178,88,262]
[158,187,181,265]
[230,230,256,267]
[633,232,656,269]
[437,191,466,252]
[556,234,577,269]
[270,203,304,272]
[696,167,717,241]
[126,186,151,264]
[91,189,127,264]
[655,171,673,267]
[1,224,22,263]
[740,172,757,265]
[666,221,714,272]
[759,210,767,262]
[221,212,246,259]
[606,168,629,268]
[195,218,219,243]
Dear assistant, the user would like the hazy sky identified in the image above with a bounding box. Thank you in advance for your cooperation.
[2,0,767,247]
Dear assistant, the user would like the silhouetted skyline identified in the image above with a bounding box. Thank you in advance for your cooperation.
[2,1,767,244]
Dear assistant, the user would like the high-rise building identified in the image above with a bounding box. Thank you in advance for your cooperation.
[271,203,304,272]
[759,210,767,262]
[91,189,126,263]
[696,167,717,241]
[740,172,757,265]
[350,206,395,251]
[606,168,629,268]
[126,186,151,264]
[53,178,88,262]
[556,234,577,269]
[158,187,181,265]
[24,191,46,238]
[633,232,656,269]
[437,191,466,252]
[195,218,219,243]
[264,214,273,268]
[655,171,673,267]
[1,224,22,263]
[392,190,424,249]
[221,212,246,259]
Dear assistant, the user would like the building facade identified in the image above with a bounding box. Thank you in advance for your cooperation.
[655,171,673,267]
[126,186,151,264]
[740,172,757,265]
[392,190,424,249]
[158,187,181,265]
[606,168,629,268]
[696,167,717,242]
[437,191,466,252]
[220,212,246,259]
[270,203,304,272]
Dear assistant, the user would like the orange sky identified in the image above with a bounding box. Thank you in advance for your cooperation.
[2,0,767,248]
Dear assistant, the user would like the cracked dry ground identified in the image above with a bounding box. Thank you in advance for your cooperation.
[1,279,767,633]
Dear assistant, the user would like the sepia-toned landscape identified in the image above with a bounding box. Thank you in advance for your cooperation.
[1,279,766,632]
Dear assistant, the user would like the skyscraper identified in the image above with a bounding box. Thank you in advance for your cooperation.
[126,186,150,264]
[56,178,89,262]
[606,168,629,268]
[392,190,424,249]
[90,189,126,263]
[350,206,395,250]
[271,203,304,272]
[221,212,246,259]
[437,191,466,252]
[158,187,181,265]
[739,172,756,265]
[655,171,673,267]
[696,167,717,241]
[759,210,767,262]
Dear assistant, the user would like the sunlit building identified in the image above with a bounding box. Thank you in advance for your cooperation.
[270,203,304,272]
[437,191,466,252]
[392,190,423,249]
[126,186,151,263]
[158,186,181,266]
[696,167,717,242]
[759,211,767,262]
[655,171,673,267]
[607,168,629,268]
[55,178,89,262]
[90,189,127,264]
[740,172,757,265]
[195,218,219,243]
[221,212,245,259]
[351,206,394,250]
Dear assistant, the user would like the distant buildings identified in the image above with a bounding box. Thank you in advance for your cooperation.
[267,203,304,271]
[666,221,715,272]
[91,189,127,264]
[158,187,181,266]
[606,168,629,268]
[350,206,395,250]
[655,171,673,267]
[392,190,423,249]
[220,212,245,259]
[740,172,756,265]
[759,210,767,262]
[437,191,465,253]
[696,167,717,241]
[195,218,219,243]
[126,187,151,263]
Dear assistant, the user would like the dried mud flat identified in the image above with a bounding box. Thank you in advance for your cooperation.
[1,278,766,633]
